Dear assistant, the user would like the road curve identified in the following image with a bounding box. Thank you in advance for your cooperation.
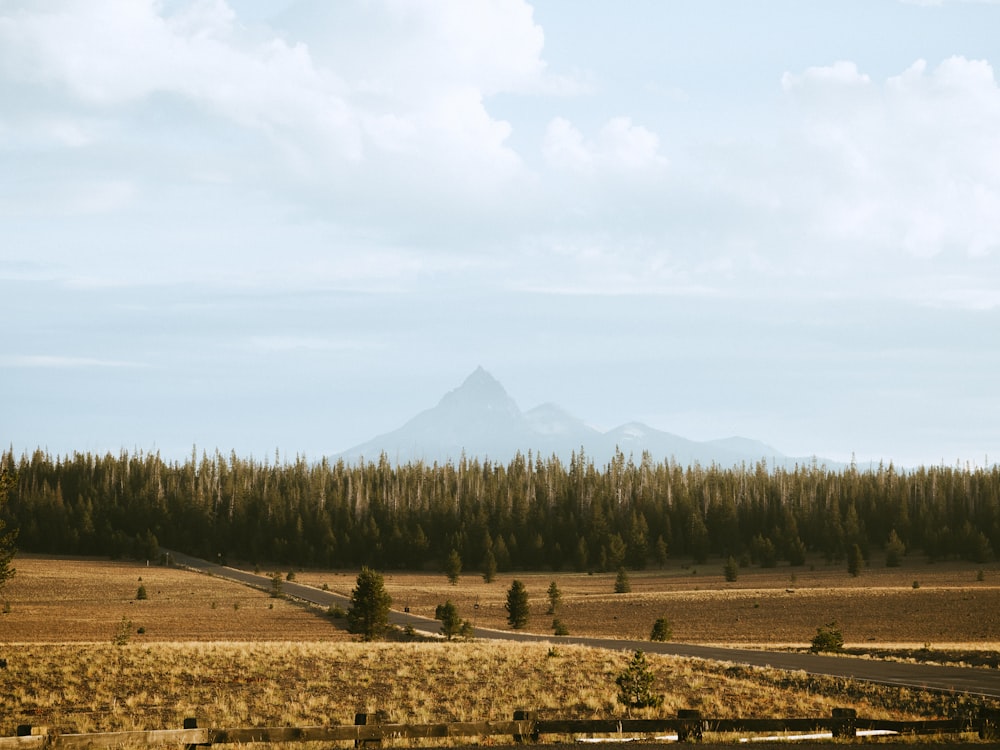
[167,551,1000,699]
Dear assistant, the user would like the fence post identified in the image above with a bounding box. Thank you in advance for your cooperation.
[981,707,1000,740]
[512,710,539,743]
[676,710,703,742]
[831,708,856,739]
[355,711,386,748]
[183,717,204,750]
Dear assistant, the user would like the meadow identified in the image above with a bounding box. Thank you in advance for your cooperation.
[1,555,998,741]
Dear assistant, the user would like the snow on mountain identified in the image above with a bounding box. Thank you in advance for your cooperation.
[335,367,840,469]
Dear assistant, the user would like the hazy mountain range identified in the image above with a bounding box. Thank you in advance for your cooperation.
[335,367,840,469]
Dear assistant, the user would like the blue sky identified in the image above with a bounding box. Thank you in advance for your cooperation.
[3,0,999,467]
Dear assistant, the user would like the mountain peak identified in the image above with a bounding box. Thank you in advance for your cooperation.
[462,365,501,390]
[438,367,519,415]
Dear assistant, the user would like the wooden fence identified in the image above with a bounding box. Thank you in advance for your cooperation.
[5,708,999,748]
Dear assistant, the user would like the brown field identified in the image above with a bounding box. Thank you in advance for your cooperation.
[0,555,350,643]
[1,555,998,743]
[303,557,1000,650]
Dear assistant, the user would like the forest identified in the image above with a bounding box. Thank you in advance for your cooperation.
[1,447,997,571]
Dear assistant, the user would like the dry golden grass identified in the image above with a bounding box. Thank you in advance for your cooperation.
[2,641,993,738]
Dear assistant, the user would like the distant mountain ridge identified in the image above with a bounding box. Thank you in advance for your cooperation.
[335,367,839,469]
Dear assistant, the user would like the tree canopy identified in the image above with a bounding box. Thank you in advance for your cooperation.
[0,468,16,591]
[1,448,997,572]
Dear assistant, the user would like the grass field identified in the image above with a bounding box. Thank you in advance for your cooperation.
[1,555,998,742]
[303,556,1000,650]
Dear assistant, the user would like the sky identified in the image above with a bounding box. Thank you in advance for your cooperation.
[3,0,1000,469]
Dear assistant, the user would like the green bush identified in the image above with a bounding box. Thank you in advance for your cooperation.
[552,618,569,636]
[136,584,148,600]
[810,621,844,653]
[650,617,672,642]
[327,604,347,619]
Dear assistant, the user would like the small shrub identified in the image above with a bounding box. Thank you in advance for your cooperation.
[137,626,146,635]
[810,621,844,653]
[650,617,672,642]
[615,650,663,712]
[210,601,217,610]
[136,584,148,600]
[553,618,569,636]
[328,604,347,619]
[285,571,296,582]
[3,601,11,614]
[112,616,133,646]
[321,583,330,591]
[233,602,240,610]
[912,580,920,589]
[977,569,986,582]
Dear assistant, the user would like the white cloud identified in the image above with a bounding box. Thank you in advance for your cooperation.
[0,0,560,204]
[543,116,667,173]
[778,57,1000,272]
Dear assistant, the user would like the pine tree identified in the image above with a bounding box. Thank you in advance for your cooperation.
[347,567,392,641]
[546,581,561,614]
[723,555,738,582]
[505,579,529,629]
[885,530,905,567]
[614,566,631,593]
[435,600,472,640]
[615,650,663,712]
[445,549,462,585]
[482,549,497,583]
[0,468,16,592]
[847,544,864,577]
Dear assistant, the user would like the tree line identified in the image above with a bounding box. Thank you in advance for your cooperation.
[1,447,997,571]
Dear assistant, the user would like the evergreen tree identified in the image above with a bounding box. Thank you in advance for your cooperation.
[614,566,631,593]
[546,580,561,614]
[615,650,663,711]
[723,556,738,582]
[847,544,864,577]
[445,549,462,585]
[653,535,668,568]
[649,617,672,642]
[347,567,392,641]
[885,530,905,567]
[0,468,16,592]
[482,549,497,583]
[505,579,529,629]
[435,600,472,640]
